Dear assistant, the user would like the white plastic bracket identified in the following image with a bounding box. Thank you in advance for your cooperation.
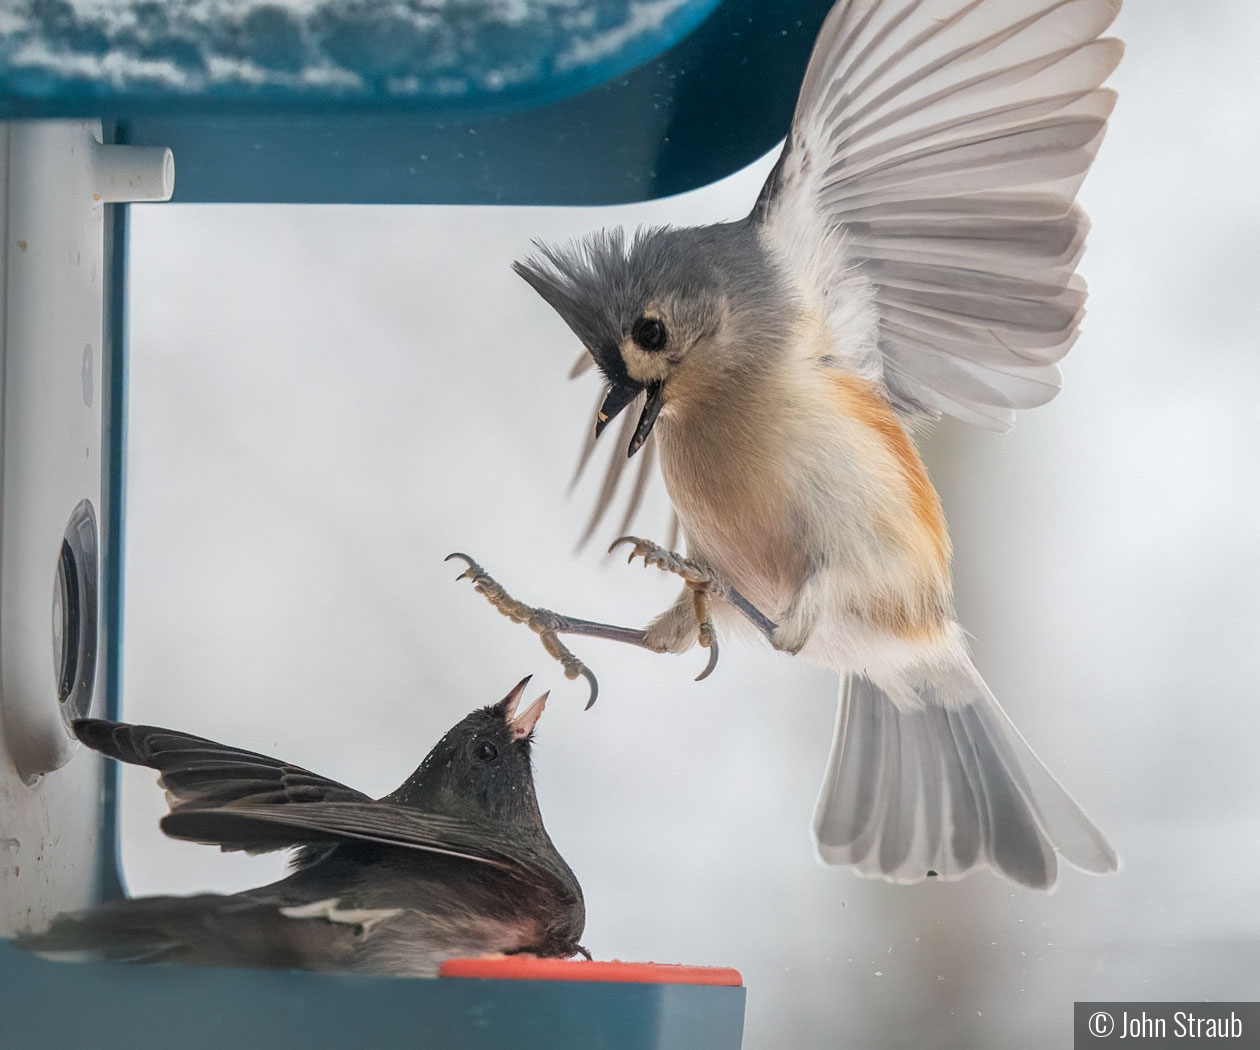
[0,121,173,780]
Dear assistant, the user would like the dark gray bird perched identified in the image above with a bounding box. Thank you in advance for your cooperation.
[460,0,1123,891]
[21,678,586,975]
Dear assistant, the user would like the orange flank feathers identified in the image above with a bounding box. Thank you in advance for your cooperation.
[827,373,950,573]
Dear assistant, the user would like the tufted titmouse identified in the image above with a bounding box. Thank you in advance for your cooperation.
[22,678,586,973]
[501,0,1123,890]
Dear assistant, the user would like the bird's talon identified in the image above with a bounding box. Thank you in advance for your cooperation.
[445,551,478,582]
[695,634,719,681]
[579,666,599,710]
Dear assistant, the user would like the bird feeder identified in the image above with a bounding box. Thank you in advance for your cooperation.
[0,2,833,1045]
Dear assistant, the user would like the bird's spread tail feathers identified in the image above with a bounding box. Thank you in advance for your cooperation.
[813,668,1117,890]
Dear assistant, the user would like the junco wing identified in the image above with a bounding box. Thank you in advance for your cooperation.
[74,717,372,815]
[74,717,579,895]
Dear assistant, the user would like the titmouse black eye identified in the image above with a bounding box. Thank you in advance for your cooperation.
[632,316,667,352]
[476,741,498,762]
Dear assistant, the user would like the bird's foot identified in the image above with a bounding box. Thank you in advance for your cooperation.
[609,536,720,681]
[446,553,601,708]
[609,536,715,588]
[609,535,782,656]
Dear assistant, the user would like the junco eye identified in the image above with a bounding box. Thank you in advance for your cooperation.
[476,741,498,762]
[632,316,667,352]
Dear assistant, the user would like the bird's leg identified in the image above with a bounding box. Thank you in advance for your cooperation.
[448,553,684,710]
[768,571,824,655]
[608,537,719,670]
[608,536,780,648]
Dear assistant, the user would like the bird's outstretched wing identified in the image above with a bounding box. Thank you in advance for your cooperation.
[161,801,581,898]
[755,0,1123,430]
[75,718,371,813]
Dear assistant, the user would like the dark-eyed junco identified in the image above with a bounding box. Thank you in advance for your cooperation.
[22,677,585,974]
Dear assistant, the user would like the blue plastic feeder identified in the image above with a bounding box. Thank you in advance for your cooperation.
[0,2,833,1046]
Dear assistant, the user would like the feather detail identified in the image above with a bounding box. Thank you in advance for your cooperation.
[73,719,370,823]
[825,373,950,594]
[814,668,1118,888]
[757,0,1122,429]
[568,385,678,550]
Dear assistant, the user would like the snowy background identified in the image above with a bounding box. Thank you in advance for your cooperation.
[114,3,1260,1048]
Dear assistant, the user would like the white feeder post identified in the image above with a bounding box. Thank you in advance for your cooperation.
[0,120,173,934]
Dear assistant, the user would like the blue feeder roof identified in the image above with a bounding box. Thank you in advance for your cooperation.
[0,0,833,204]
[1,0,726,117]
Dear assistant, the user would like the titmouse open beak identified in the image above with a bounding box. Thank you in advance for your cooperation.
[595,380,664,459]
[594,381,639,438]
